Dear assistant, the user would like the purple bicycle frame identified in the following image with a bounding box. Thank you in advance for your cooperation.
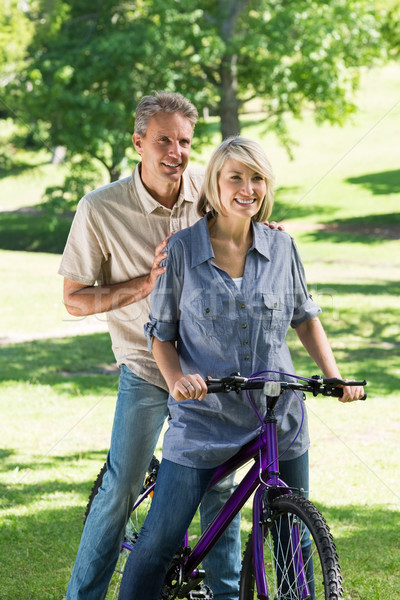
[182,412,311,599]
[124,396,311,598]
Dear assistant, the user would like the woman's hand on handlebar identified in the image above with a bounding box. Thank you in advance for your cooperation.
[338,380,365,403]
[171,374,208,402]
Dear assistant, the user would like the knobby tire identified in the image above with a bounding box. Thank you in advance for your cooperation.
[239,494,343,600]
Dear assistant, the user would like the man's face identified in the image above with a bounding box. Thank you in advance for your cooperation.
[133,111,193,190]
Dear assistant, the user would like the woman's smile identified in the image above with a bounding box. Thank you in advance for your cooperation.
[234,197,257,205]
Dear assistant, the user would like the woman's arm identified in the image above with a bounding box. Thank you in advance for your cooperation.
[152,338,207,401]
[295,316,364,402]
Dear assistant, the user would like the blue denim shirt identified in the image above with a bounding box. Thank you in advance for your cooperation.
[145,215,321,468]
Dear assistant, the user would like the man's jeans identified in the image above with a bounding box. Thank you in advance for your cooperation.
[66,366,241,600]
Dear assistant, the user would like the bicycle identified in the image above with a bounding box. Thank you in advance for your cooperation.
[87,371,366,600]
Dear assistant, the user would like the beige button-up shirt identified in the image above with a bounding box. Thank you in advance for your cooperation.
[58,164,204,389]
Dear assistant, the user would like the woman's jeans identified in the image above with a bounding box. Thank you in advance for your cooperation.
[66,366,241,600]
[118,459,219,600]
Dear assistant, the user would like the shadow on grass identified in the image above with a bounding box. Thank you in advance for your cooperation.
[1,472,99,511]
[0,447,107,474]
[310,280,400,296]
[346,169,400,196]
[272,187,340,223]
[0,332,118,395]
[0,207,73,253]
[303,212,400,243]
[1,448,108,509]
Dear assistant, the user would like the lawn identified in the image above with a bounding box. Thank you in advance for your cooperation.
[0,63,399,599]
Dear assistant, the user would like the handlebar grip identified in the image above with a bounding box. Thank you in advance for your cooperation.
[206,383,224,393]
[330,387,367,401]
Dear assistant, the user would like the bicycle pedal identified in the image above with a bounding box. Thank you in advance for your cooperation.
[178,583,213,599]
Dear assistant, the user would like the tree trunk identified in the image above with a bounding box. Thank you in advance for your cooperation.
[219,53,241,139]
[217,0,249,139]
[109,163,121,183]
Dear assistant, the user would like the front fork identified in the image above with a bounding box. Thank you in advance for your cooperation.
[252,398,310,600]
[252,484,311,600]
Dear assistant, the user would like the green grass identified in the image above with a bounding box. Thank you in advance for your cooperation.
[0,148,69,211]
[0,251,110,339]
[1,63,400,599]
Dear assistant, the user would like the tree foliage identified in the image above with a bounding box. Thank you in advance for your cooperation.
[152,0,384,139]
[0,1,34,84]
[377,0,400,56]
[4,0,386,208]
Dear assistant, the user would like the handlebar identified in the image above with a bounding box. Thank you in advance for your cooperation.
[206,374,367,400]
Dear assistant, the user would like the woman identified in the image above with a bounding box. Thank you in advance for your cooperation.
[118,137,364,600]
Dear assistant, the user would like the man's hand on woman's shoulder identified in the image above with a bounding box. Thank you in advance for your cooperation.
[264,220,285,231]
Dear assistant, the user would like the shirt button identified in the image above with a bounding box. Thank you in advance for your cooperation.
[244,355,250,360]
[240,303,246,309]
[241,323,247,329]
[205,308,210,314]
[243,340,248,345]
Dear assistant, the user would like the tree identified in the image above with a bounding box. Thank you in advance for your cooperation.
[6,0,384,207]
[151,0,384,141]
[7,1,164,182]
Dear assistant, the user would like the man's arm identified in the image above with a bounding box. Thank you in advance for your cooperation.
[63,236,170,317]
[295,316,364,402]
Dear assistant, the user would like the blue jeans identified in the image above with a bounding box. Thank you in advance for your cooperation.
[279,451,309,499]
[66,366,241,600]
[118,459,219,600]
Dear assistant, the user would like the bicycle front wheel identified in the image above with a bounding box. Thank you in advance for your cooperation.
[239,494,343,600]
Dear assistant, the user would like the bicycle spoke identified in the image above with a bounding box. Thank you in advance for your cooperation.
[239,495,343,600]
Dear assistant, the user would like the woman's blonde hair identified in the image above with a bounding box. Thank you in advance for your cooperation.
[197,136,274,222]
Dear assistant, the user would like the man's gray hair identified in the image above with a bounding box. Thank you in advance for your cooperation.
[134,91,199,136]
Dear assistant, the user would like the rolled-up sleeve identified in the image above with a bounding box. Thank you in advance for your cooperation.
[144,241,183,351]
[290,239,321,328]
[144,318,179,352]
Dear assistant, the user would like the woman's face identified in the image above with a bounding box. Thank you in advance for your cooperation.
[217,158,266,219]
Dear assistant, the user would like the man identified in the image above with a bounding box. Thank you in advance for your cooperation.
[60,91,243,600]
